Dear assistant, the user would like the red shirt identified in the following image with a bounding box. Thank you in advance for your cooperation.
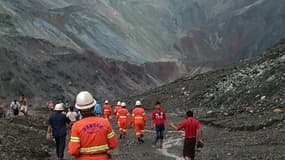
[151,108,166,125]
[177,117,201,138]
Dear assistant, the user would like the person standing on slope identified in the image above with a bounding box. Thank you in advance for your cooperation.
[47,103,70,160]
[69,91,117,160]
[169,110,203,160]
[116,102,130,139]
[19,95,29,116]
[10,100,21,116]
[132,100,147,143]
[151,101,166,148]
[102,100,112,120]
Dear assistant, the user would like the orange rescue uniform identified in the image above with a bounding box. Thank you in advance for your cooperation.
[102,104,112,119]
[132,107,147,137]
[116,108,130,134]
[68,116,117,160]
[113,105,122,116]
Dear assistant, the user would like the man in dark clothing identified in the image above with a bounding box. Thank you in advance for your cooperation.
[169,110,203,160]
[151,101,166,148]
[47,103,70,160]
[10,100,20,116]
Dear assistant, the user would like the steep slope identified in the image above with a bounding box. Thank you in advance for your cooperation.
[129,38,285,128]
[0,39,284,160]
[123,38,285,160]
[0,36,181,106]
[1,0,285,66]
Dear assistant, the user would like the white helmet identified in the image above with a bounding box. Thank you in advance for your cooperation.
[54,103,65,111]
[105,100,109,104]
[121,102,126,107]
[75,91,96,110]
[135,100,142,106]
[117,101,121,106]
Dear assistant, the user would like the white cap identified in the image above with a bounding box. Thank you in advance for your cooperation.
[75,91,96,110]
[121,102,126,107]
[105,100,109,104]
[117,101,121,106]
[54,103,65,111]
[135,100,142,106]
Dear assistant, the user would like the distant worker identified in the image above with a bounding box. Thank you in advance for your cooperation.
[66,107,78,129]
[69,91,117,160]
[19,95,29,116]
[116,102,130,139]
[94,101,102,116]
[47,101,55,111]
[47,103,70,160]
[102,100,112,120]
[169,110,203,160]
[132,100,147,143]
[10,100,21,116]
[113,101,122,116]
[0,100,6,119]
[151,101,166,148]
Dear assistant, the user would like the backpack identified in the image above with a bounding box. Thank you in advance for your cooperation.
[94,103,102,115]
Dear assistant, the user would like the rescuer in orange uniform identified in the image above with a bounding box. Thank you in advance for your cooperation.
[102,100,112,120]
[113,101,122,116]
[68,91,117,160]
[116,102,130,139]
[132,100,147,143]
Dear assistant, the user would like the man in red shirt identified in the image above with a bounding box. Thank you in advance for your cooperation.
[151,101,166,148]
[169,110,203,160]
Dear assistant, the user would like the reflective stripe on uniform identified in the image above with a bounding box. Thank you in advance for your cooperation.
[119,116,127,119]
[104,109,111,112]
[70,136,80,142]
[134,116,143,119]
[80,144,109,153]
[107,130,115,139]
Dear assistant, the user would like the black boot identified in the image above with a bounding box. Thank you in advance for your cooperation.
[140,135,144,143]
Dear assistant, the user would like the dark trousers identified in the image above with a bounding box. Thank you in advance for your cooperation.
[54,135,66,159]
[183,138,196,160]
[155,124,165,139]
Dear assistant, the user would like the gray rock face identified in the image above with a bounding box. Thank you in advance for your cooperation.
[1,0,285,66]
[0,36,182,106]
[125,38,285,160]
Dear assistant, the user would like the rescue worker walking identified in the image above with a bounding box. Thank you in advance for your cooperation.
[116,102,130,139]
[132,100,147,143]
[151,102,166,148]
[47,103,70,160]
[113,101,121,116]
[68,91,117,160]
[169,110,203,160]
[102,100,112,120]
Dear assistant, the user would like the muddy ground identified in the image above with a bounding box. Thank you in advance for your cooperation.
[1,110,285,160]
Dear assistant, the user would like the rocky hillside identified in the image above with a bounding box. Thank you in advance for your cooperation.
[1,0,285,66]
[129,38,285,130]
[1,0,285,106]
[0,36,181,106]
[122,38,285,160]
[1,39,284,160]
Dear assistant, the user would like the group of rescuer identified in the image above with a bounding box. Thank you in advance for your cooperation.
[47,91,203,160]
